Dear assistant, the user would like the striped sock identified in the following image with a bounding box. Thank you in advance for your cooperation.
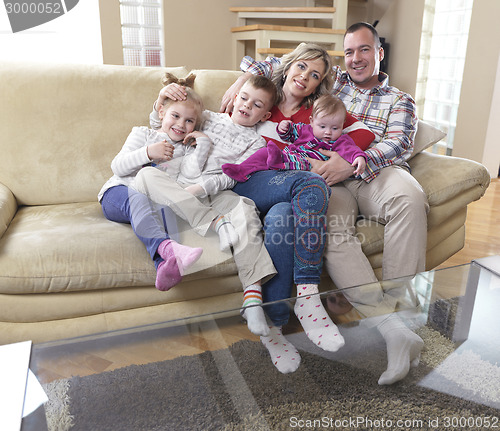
[211,215,238,251]
[241,284,269,336]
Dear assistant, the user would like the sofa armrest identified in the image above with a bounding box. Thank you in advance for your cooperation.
[0,182,17,239]
[409,152,491,207]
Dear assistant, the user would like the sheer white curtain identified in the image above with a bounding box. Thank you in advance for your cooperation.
[416,0,474,155]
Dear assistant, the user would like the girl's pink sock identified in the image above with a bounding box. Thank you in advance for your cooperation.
[155,240,203,291]
[155,260,182,292]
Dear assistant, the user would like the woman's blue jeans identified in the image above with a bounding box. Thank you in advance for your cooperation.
[233,170,330,326]
[101,185,178,269]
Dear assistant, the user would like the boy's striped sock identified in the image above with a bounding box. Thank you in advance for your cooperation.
[211,215,238,251]
[241,284,269,336]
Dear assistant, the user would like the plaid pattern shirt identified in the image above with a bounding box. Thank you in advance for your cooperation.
[241,57,418,183]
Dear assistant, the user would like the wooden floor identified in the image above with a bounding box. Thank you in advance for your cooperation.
[33,179,500,384]
[435,178,500,268]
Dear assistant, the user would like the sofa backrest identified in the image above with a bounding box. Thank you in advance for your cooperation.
[0,62,241,206]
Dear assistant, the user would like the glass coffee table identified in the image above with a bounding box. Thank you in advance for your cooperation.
[23,257,500,430]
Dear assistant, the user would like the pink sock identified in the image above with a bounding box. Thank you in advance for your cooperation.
[266,141,285,170]
[221,147,270,182]
[158,240,203,274]
[155,260,182,292]
[155,240,203,291]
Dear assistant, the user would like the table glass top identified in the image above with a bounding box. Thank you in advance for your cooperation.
[24,257,500,430]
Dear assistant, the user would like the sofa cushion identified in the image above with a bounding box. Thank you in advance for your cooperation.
[409,151,491,207]
[409,120,447,159]
[0,62,188,206]
[191,69,243,112]
[0,276,244,323]
[0,183,16,239]
[0,202,236,295]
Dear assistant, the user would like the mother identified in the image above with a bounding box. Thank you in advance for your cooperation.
[220,43,374,373]
[222,24,426,386]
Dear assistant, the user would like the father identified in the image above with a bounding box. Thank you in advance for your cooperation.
[222,22,429,385]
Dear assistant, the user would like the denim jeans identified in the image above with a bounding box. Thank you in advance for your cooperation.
[233,170,330,326]
[260,201,295,326]
[100,185,178,269]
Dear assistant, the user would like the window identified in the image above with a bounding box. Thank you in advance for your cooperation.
[416,0,474,155]
[119,0,164,67]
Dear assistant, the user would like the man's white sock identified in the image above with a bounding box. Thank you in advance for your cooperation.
[376,314,424,385]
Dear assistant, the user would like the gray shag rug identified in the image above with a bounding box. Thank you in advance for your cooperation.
[43,308,500,431]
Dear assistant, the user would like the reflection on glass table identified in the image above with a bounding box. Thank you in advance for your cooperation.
[24,257,500,430]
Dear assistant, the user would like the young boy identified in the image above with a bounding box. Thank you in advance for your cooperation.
[222,94,367,181]
[133,74,279,336]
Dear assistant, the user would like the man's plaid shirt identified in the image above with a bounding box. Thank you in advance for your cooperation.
[241,57,418,183]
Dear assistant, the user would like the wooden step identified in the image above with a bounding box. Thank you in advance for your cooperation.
[231,24,345,35]
[229,7,336,20]
[229,7,336,13]
[257,47,345,57]
[230,2,348,70]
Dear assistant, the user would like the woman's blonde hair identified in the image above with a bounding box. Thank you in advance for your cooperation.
[161,73,204,127]
[272,43,333,109]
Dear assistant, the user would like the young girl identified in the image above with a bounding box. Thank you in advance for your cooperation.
[97,78,204,292]
[132,74,278,337]
[222,94,367,181]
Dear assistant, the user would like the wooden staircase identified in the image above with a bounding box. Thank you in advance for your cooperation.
[230,1,348,69]
[255,47,344,58]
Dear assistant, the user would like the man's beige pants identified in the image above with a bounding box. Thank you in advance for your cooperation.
[324,165,429,318]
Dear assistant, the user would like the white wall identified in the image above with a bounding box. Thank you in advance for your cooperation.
[374,0,499,177]
[0,0,103,64]
[376,0,424,95]
[452,0,500,177]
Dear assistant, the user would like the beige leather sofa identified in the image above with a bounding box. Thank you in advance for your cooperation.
[0,62,490,344]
